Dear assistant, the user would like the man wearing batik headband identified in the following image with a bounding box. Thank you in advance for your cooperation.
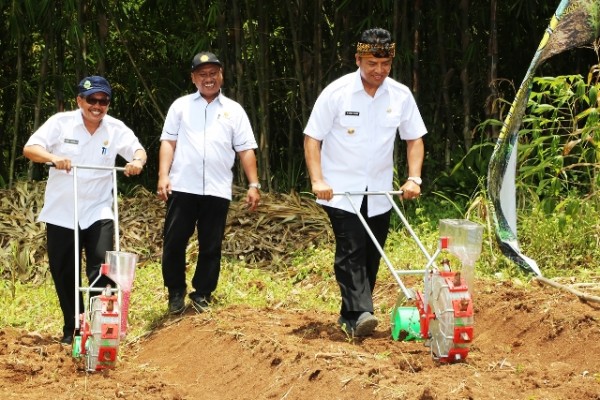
[304,28,426,337]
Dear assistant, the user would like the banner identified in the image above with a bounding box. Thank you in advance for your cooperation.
[487,0,600,275]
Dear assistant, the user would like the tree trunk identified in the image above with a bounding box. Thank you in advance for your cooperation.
[232,0,243,104]
[313,0,323,93]
[28,31,52,181]
[287,0,308,190]
[486,0,500,140]
[97,4,108,75]
[257,2,271,190]
[231,0,246,187]
[460,0,472,149]
[436,0,455,169]
[244,1,271,190]
[77,0,88,77]
[9,30,23,189]
[54,0,66,112]
[411,0,422,99]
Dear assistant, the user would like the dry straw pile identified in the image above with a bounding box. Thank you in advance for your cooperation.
[0,182,332,282]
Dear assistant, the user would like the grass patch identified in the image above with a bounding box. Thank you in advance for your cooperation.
[0,246,342,341]
[3,196,599,341]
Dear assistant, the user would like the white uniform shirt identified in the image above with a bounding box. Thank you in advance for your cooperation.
[25,110,144,229]
[304,69,427,216]
[160,91,257,200]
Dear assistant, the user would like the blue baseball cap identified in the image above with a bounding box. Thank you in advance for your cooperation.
[78,76,112,98]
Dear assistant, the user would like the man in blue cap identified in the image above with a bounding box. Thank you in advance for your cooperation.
[23,75,147,345]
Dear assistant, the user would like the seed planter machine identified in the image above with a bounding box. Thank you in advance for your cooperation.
[334,191,483,363]
[66,164,138,371]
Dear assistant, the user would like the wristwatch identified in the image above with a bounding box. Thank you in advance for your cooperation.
[248,182,261,190]
[407,176,422,186]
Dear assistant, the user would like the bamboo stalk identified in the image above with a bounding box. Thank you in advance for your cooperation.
[534,276,600,304]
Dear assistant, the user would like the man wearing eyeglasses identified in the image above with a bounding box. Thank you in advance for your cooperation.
[157,51,260,315]
[23,75,147,345]
[304,28,427,337]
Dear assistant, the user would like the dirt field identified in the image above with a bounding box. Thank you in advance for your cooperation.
[1,278,599,400]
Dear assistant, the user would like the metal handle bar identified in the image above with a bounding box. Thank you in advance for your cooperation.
[331,191,434,300]
[332,190,404,196]
[47,162,126,331]
[45,161,126,172]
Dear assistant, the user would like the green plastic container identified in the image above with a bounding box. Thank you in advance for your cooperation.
[390,306,422,341]
[72,336,82,358]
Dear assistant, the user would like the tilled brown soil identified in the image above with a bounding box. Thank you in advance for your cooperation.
[1,279,599,400]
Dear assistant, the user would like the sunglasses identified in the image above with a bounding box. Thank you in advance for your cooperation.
[84,96,110,106]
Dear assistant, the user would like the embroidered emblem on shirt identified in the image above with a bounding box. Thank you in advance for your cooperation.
[345,111,360,116]
[347,128,355,135]
[101,140,109,155]
[64,138,79,145]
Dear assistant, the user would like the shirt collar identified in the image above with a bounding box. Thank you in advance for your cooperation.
[352,68,389,97]
[193,90,223,105]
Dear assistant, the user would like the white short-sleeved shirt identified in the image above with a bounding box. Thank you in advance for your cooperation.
[160,91,257,200]
[304,69,427,216]
[25,110,144,229]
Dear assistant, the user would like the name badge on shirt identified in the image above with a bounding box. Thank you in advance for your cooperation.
[345,111,360,116]
[64,138,79,145]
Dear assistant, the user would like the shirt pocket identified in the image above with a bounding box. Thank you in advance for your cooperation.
[381,111,403,128]
[98,145,115,165]
[57,139,81,157]
[337,114,363,139]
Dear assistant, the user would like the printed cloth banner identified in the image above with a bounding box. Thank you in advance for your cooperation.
[487,0,600,275]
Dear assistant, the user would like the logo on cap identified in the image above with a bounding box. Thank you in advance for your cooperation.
[83,80,93,90]
[200,55,210,62]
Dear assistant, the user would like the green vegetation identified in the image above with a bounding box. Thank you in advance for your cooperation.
[1,1,597,192]
[3,191,599,341]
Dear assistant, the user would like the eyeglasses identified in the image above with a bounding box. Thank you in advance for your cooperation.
[84,96,110,106]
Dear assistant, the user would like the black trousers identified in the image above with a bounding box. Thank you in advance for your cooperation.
[161,191,230,297]
[47,220,115,336]
[323,198,391,320]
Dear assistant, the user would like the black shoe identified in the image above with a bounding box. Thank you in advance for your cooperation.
[168,291,186,315]
[189,293,211,313]
[354,312,378,336]
[60,334,74,345]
